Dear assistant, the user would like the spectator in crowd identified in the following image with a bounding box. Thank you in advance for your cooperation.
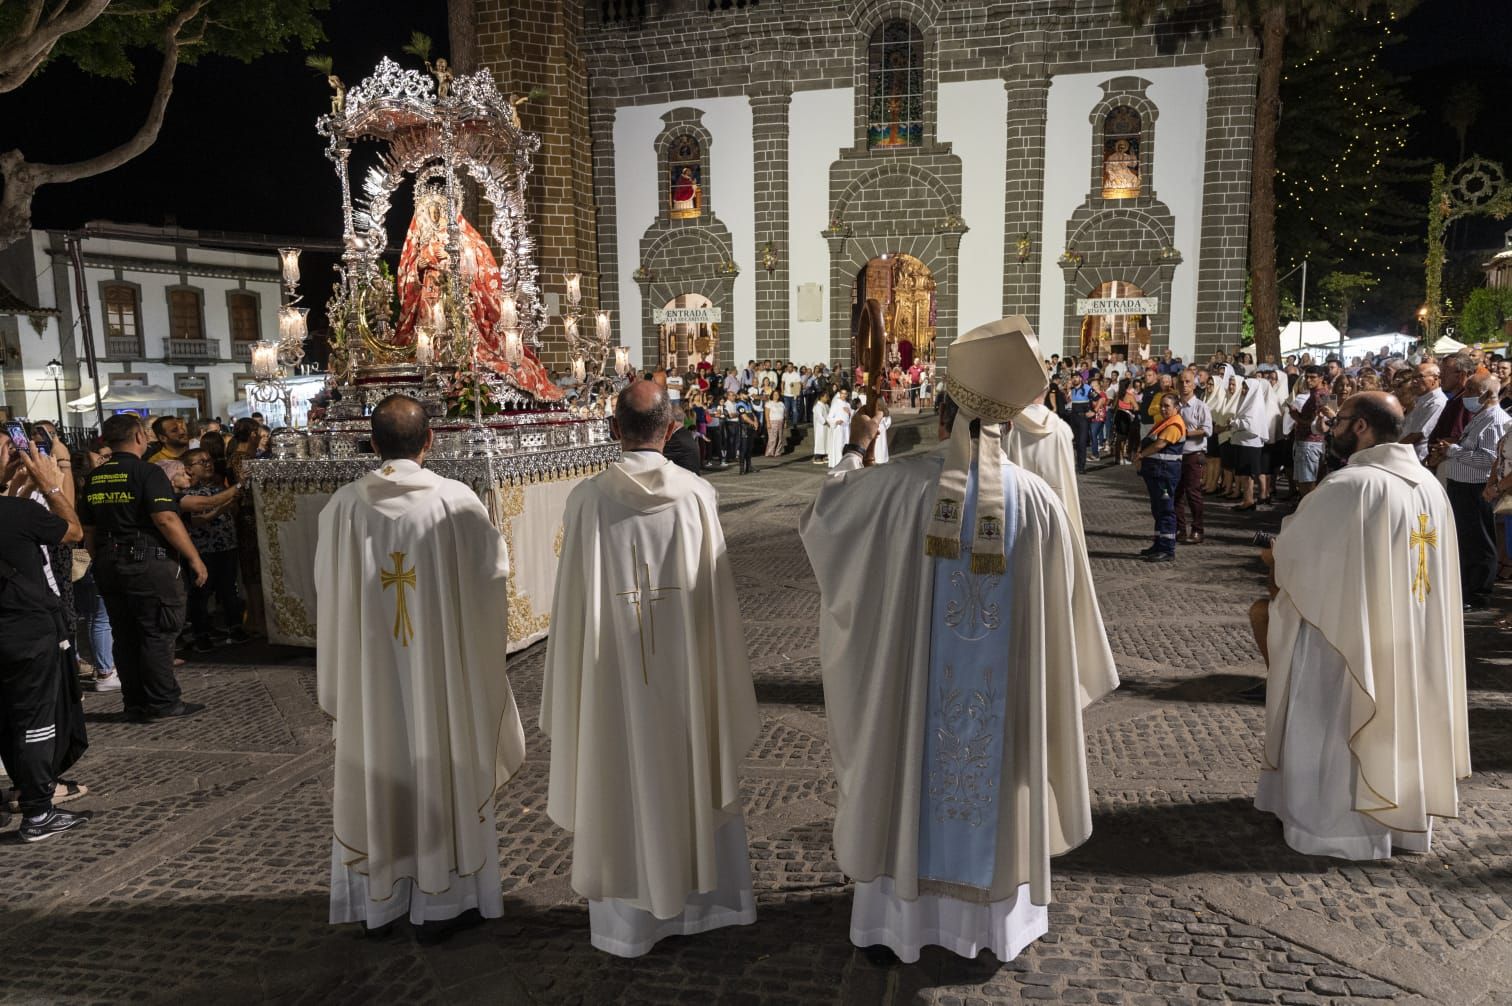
[1428,374,1510,612]
[1068,373,1093,473]
[71,443,118,693]
[146,416,192,462]
[0,434,90,841]
[179,449,248,652]
[764,390,787,457]
[1428,353,1477,446]
[1173,370,1212,544]
[1229,376,1275,511]
[82,414,208,722]
[1112,378,1141,465]
[1400,363,1446,461]
[663,405,702,477]
[1289,367,1329,498]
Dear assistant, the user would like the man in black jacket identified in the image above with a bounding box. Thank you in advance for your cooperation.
[663,406,703,477]
[0,434,90,842]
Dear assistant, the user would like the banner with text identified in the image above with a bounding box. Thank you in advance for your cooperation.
[653,307,723,325]
[1075,297,1159,316]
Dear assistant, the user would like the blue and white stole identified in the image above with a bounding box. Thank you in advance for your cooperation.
[917,459,1019,889]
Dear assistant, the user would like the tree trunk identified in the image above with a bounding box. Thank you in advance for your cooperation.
[1248,4,1286,363]
[0,3,203,248]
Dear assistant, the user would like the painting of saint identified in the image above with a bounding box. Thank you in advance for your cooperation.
[395,185,563,400]
[670,164,702,219]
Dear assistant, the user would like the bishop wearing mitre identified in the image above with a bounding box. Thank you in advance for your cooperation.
[1256,391,1470,860]
[316,395,526,941]
[800,319,1119,963]
[543,380,760,957]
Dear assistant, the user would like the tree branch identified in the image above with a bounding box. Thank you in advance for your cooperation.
[0,1,206,247]
[0,0,113,93]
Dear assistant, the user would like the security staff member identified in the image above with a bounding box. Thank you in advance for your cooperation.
[80,414,208,722]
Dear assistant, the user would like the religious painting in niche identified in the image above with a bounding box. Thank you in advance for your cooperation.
[867,20,924,149]
[667,135,703,219]
[1079,280,1151,358]
[1101,106,1142,199]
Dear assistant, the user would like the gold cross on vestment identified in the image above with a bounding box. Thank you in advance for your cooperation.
[380,551,417,646]
[1410,514,1437,604]
[617,542,680,685]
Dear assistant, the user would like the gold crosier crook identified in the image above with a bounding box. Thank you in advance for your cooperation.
[854,297,888,466]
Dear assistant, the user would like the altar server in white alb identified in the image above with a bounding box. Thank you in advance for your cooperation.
[315,394,526,941]
[1257,391,1470,860]
[543,380,760,957]
[800,319,1118,964]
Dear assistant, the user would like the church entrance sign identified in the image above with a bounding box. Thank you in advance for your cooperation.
[652,307,722,324]
[1075,296,1159,316]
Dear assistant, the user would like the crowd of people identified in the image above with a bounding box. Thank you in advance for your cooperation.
[0,410,283,840]
[623,357,926,474]
[1042,346,1512,608]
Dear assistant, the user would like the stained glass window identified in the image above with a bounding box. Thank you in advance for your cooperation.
[1101,106,1142,199]
[867,20,923,149]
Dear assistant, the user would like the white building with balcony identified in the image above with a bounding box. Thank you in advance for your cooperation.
[0,223,290,425]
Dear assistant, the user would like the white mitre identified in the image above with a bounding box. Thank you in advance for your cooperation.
[926,317,1049,573]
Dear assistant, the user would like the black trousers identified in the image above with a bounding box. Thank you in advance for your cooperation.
[188,549,244,640]
[95,554,186,715]
[1448,479,1496,605]
[0,630,63,816]
[1175,452,1206,535]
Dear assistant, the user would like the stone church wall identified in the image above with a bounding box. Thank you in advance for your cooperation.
[468,0,1259,372]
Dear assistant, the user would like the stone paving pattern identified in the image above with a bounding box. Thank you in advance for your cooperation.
[4,415,1511,1004]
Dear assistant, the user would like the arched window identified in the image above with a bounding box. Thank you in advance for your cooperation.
[867,20,923,149]
[1101,106,1142,199]
[667,134,703,219]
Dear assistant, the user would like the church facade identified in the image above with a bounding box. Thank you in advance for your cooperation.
[467,0,1257,372]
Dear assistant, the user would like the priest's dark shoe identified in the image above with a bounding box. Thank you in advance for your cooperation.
[413,909,485,946]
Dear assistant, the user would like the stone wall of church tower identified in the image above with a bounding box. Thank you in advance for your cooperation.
[458,0,600,370]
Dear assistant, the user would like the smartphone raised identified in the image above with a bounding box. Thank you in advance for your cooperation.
[4,419,30,453]
[30,424,52,456]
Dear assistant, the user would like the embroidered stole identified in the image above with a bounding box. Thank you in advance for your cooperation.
[917,461,1020,890]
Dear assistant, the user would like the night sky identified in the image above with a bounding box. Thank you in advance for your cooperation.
[2,1,1509,250]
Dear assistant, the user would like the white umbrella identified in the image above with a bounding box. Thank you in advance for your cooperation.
[67,384,199,414]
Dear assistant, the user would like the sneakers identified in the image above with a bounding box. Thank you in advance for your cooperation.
[91,671,121,693]
[20,808,90,843]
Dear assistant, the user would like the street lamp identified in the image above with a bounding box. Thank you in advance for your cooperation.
[43,358,64,424]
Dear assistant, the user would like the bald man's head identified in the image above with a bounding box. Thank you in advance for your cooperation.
[370,394,432,460]
[614,379,675,450]
[1344,390,1404,449]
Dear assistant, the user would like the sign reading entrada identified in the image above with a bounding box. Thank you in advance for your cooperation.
[652,307,724,324]
[1075,297,1159,316]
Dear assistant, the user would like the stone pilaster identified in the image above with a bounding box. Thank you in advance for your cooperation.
[749,86,791,362]
[1194,56,1258,359]
[590,99,619,345]
[1000,55,1050,331]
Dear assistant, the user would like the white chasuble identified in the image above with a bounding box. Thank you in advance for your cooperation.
[812,401,830,458]
[1004,405,1084,540]
[542,451,760,954]
[827,401,852,467]
[799,445,1118,962]
[1260,442,1470,858]
[315,460,526,924]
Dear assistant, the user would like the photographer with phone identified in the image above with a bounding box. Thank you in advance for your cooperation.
[0,433,90,841]
[80,414,209,723]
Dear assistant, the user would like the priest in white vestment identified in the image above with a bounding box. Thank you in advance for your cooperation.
[543,380,760,957]
[827,389,853,468]
[1005,391,1083,540]
[315,395,526,940]
[1257,392,1470,860]
[801,319,1119,964]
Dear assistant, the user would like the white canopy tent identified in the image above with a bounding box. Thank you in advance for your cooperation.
[67,384,198,414]
[1278,321,1341,354]
[1432,334,1466,354]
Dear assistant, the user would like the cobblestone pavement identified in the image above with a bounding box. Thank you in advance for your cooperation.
[4,415,1511,1005]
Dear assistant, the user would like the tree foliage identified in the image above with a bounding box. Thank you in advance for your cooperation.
[1459,287,1512,344]
[0,0,327,247]
[1116,0,1416,360]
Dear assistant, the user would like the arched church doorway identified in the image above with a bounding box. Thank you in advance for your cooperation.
[658,293,720,373]
[852,253,937,373]
[1079,280,1152,360]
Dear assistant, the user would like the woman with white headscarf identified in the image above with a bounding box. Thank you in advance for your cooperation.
[1228,375,1273,511]
[1204,365,1237,494]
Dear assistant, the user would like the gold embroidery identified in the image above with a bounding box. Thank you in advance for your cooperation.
[943,375,1027,424]
[616,541,680,685]
[254,484,316,640]
[380,551,417,646]
[553,523,565,558]
[1410,514,1437,603]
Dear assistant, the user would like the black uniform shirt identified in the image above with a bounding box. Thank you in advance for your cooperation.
[0,496,66,598]
[79,452,180,549]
